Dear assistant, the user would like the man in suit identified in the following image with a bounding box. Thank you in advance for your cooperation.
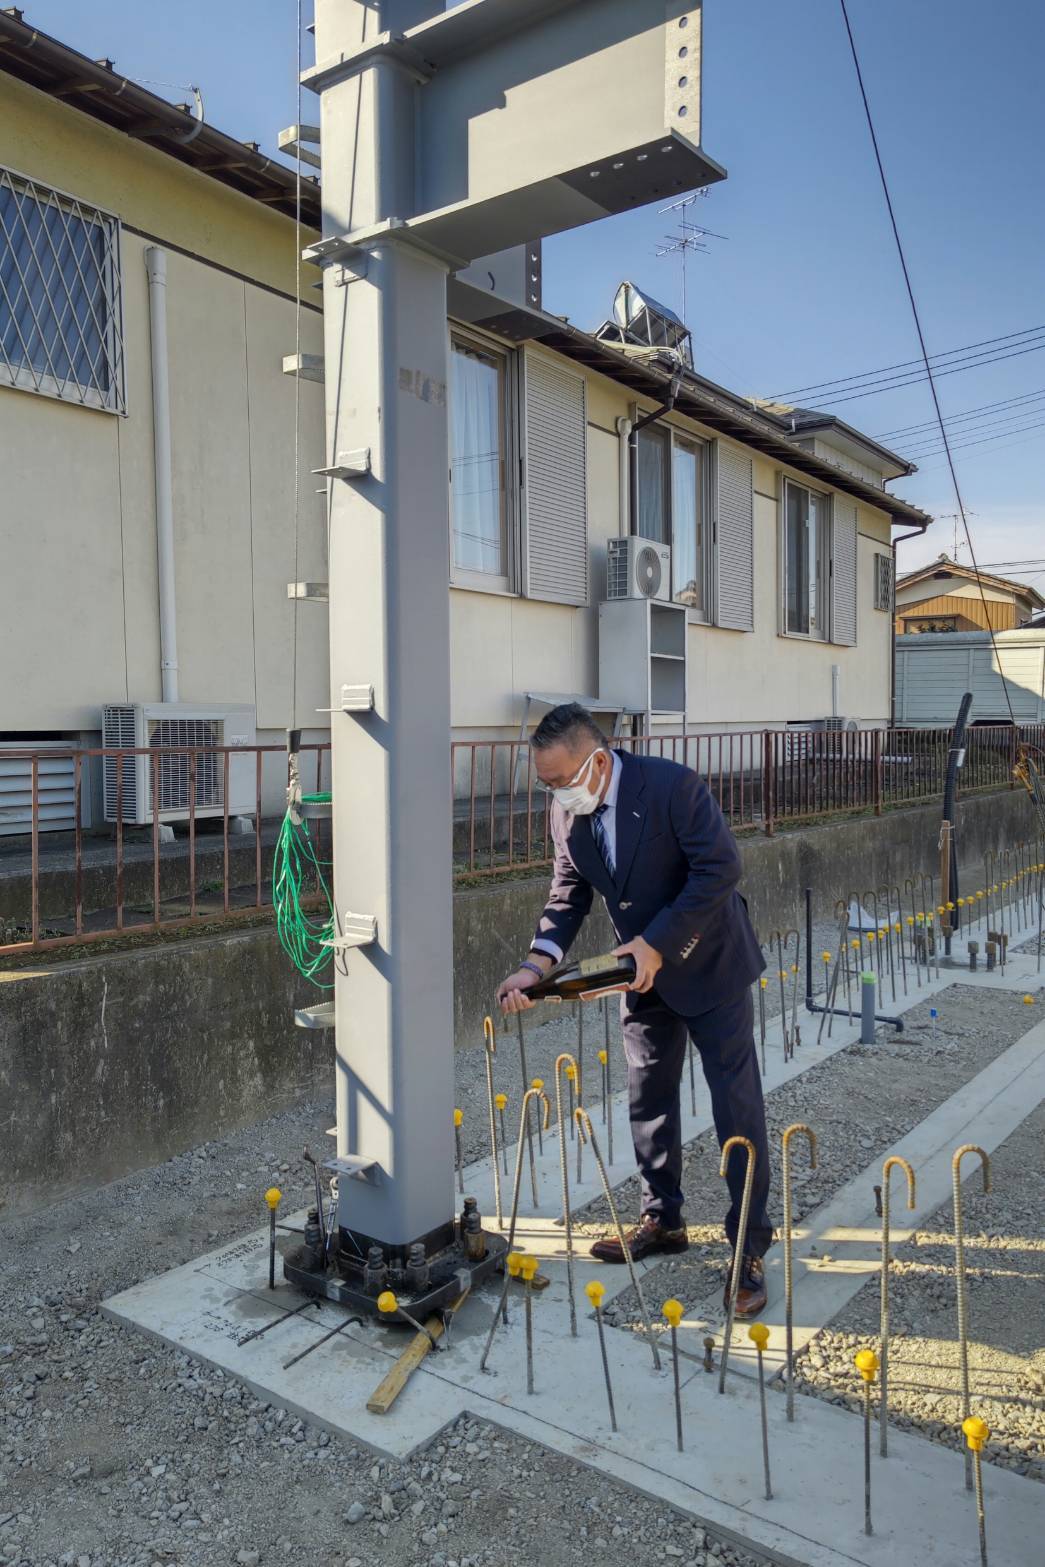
[497,702,770,1316]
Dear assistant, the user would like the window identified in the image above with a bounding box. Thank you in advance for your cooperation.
[906,616,958,634]
[634,423,708,614]
[873,551,894,612]
[783,480,829,637]
[0,166,125,414]
[449,335,510,586]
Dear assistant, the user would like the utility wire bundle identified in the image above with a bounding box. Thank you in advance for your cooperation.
[273,789,335,987]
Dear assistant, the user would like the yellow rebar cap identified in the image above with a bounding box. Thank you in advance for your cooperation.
[453,1108,463,1127]
[1024,994,1035,1005]
[264,1187,282,1210]
[962,1416,990,1451]
[661,1298,684,1328]
[519,1255,539,1282]
[585,1280,605,1307]
[506,1252,523,1277]
[822,951,832,963]
[495,1092,508,1109]
[376,1290,397,1313]
[760,977,768,988]
[597,1049,608,1064]
[747,1322,770,1350]
[565,1063,576,1081]
[531,1077,544,1091]
[854,1348,879,1382]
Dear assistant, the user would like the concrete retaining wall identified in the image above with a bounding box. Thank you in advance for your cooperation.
[2,788,1038,1212]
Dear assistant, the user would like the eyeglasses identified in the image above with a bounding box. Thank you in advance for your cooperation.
[534,747,603,794]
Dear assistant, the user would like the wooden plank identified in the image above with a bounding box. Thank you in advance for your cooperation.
[366,1290,470,1415]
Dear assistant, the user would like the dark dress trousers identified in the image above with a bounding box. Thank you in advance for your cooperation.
[532,749,771,1256]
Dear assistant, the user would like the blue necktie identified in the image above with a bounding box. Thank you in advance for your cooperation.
[592,802,615,878]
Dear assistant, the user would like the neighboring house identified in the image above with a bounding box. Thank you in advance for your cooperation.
[894,555,1045,635]
[0,16,932,834]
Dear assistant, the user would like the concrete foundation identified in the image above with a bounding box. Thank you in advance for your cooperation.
[103,947,1045,1567]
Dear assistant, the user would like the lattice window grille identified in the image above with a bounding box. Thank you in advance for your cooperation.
[0,165,125,414]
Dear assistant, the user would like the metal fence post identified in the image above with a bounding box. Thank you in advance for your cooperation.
[763,729,775,836]
[873,728,884,816]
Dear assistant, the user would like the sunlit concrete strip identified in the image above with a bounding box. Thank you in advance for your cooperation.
[104,1205,1041,1567]
[695,1015,1045,1381]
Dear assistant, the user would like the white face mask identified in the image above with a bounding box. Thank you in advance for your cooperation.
[552,749,605,816]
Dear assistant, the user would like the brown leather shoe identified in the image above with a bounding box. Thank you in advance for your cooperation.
[724,1254,767,1317]
[589,1215,688,1264]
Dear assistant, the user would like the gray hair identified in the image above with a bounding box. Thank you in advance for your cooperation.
[531,702,607,753]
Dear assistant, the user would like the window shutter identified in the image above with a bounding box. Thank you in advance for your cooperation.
[713,441,753,631]
[830,495,858,646]
[521,351,588,605]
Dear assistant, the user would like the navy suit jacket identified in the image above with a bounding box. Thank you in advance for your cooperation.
[532,750,765,1016]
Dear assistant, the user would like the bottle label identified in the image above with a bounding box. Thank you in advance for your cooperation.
[578,952,623,977]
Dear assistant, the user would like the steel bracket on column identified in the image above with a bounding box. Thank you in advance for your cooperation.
[323,911,378,950]
[295,1001,336,1030]
[313,447,371,479]
[324,1153,380,1184]
[287,581,329,602]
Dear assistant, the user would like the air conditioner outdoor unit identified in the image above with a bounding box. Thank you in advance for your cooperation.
[101,703,257,826]
[823,716,859,734]
[606,537,671,602]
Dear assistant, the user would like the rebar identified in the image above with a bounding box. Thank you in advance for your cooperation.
[516,1014,536,1198]
[483,1017,503,1229]
[302,1147,326,1251]
[554,1052,580,1337]
[748,1323,772,1500]
[718,1135,756,1393]
[479,1251,520,1372]
[784,928,801,1058]
[773,932,789,1056]
[663,1299,685,1451]
[602,995,614,1163]
[576,1004,585,1181]
[855,1349,878,1536]
[521,1254,538,1393]
[687,1038,697,1115]
[758,976,768,1067]
[496,1094,509,1177]
[781,1124,817,1420]
[879,1155,916,1456]
[963,1417,991,1567]
[530,1079,545,1157]
[454,1109,464,1195]
[953,1144,991,1490]
[575,1107,661,1370]
[282,1310,363,1369]
[264,1187,281,1290]
[505,1087,551,1255]
[237,1297,319,1346]
[586,1280,617,1432]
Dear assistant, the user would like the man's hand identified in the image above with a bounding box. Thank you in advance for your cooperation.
[497,965,544,1014]
[613,935,663,994]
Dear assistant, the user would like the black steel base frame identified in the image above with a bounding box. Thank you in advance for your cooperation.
[282,1228,509,1320]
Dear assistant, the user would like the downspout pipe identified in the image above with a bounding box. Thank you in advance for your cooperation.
[889,518,931,725]
[145,247,179,703]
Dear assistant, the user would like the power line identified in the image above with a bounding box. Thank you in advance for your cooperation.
[903,415,1045,461]
[838,0,1017,727]
[811,337,1045,408]
[771,322,1045,400]
[877,385,1045,439]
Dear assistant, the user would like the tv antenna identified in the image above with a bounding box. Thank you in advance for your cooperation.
[655,191,727,326]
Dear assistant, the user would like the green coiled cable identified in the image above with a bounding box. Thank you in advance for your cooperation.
[272,792,335,987]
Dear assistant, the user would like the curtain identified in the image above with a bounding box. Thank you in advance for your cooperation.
[671,441,702,609]
[450,342,504,575]
[636,425,669,543]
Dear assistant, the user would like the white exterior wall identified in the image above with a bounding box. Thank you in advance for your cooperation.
[450,357,897,739]
[0,77,327,774]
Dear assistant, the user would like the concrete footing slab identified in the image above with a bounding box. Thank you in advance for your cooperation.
[103,949,1044,1567]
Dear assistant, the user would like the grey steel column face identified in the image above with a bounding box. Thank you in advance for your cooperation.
[324,237,454,1245]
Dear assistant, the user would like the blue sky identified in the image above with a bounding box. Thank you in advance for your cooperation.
[24,0,1045,583]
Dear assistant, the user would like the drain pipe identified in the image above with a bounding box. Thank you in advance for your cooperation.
[145,247,179,703]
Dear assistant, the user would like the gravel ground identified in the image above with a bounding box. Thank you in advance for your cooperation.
[583,985,1044,1334]
[791,1100,1045,1482]
[0,1100,772,1567]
